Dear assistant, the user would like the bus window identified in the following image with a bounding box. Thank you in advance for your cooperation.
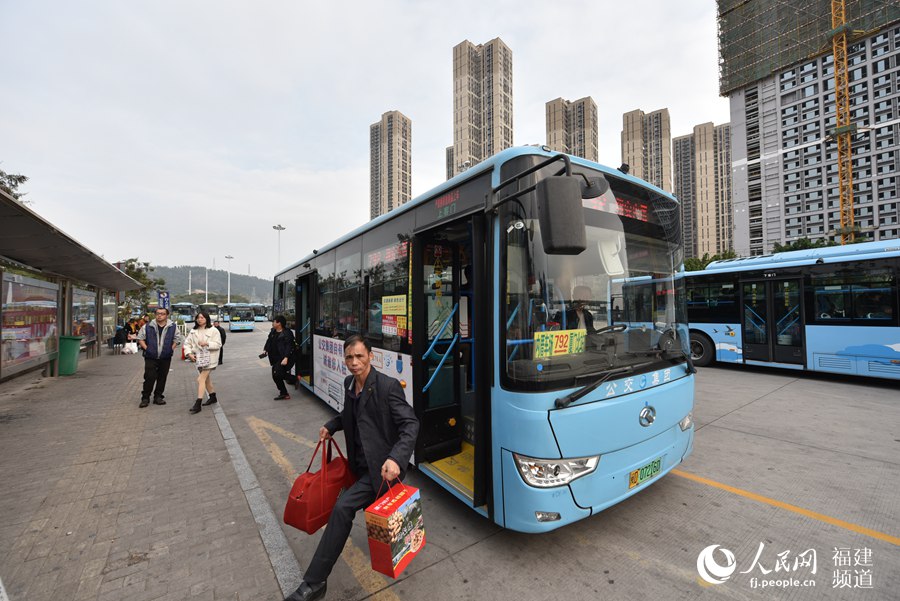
[335,243,361,338]
[364,239,409,350]
[316,253,336,336]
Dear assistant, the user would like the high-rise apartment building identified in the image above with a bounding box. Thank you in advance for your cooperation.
[546,97,599,162]
[674,123,733,258]
[446,38,514,179]
[370,110,412,220]
[621,108,673,192]
[718,1,900,255]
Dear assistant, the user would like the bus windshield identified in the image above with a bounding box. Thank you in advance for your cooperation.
[503,171,689,391]
[233,308,254,321]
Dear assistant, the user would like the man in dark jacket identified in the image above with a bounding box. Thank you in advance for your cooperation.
[284,334,419,601]
[555,285,597,333]
[136,308,183,407]
[261,315,298,400]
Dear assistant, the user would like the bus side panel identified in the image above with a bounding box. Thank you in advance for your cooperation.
[806,325,900,380]
[692,323,742,364]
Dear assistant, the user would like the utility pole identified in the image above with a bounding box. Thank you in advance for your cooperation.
[225,255,234,304]
[205,267,208,303]
[273,224,286,271]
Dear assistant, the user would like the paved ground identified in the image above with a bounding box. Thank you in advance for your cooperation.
[1,328,898,601]
[0,344,286,601]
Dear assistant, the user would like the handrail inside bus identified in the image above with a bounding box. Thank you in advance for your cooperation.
[422,303,458,361]
[298,319,310,334]
[422,333,459,393]
[506,304,519,329]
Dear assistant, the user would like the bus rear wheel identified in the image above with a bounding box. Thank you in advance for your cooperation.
[689,332,714,367]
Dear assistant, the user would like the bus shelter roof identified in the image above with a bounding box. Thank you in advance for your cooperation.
[0,190,141,291]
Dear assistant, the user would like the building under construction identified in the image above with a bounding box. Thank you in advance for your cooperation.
[717,0,900,254]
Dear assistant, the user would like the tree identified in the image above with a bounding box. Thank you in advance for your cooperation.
[772,237,837,253]
[684,250,738,272]
[118,259,166,319]
[0,166,28,201]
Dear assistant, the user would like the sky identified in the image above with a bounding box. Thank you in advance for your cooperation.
[1,0,730,282]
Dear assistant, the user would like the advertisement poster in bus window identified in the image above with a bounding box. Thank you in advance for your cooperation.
[382,295,408,338]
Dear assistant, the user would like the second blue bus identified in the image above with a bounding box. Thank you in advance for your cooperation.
[685,239,900,379]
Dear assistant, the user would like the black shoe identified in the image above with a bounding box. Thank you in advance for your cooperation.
[202,393,218,406]
[139,398,150,408]
[153,397,166,405]
[189,399,202,414]
[274,394,290,400]
[284,580,326,601]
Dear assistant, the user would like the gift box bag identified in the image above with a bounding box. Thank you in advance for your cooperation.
[283,438,356,534]
[365,482,425,578]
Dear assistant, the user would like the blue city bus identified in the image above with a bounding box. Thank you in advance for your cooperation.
[250,303,267,322]
[171,302,195,323]
[220,303,237,322]
[274,147,695,532]
[197,302,219,322]
[228,304,256,332]
[685,240,900,379]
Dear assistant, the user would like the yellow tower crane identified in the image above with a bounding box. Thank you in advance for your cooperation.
[830,0,856,244]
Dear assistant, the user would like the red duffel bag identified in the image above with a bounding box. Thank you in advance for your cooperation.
[283,437,357,534]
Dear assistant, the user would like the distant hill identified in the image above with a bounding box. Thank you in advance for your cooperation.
[152,265,272,304]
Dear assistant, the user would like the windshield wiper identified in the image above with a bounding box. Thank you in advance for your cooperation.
[624,348,697,374]
[554,361,655,409]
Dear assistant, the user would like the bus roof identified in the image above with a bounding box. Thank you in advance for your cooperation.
[277,146,676,278]
[699,239,900,274]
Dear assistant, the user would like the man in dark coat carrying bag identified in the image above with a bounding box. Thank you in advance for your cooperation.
[283,334,419,601]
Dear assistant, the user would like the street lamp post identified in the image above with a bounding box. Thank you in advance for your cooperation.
[273,224,286,271]
[225,255,234,304]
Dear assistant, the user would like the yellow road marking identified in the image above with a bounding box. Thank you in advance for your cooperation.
[672,469,900,546]
[245,416,400,600]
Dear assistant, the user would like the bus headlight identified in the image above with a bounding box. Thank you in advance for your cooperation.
[679,412,693,431]
[513,453,599,488]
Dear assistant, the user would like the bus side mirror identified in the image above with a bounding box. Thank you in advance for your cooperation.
[536,176,587,255]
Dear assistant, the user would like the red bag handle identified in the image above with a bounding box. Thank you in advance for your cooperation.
[375,477,405,500]
[302,435,348,474]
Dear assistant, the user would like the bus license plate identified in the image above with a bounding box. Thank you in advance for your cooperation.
[628,458,662,489]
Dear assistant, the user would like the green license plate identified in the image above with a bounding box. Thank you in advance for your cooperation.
[628,457,662,489]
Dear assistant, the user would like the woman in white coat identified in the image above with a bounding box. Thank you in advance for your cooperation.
[182,311,222,414]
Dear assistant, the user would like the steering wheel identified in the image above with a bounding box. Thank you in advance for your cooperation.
[594,323,627,335]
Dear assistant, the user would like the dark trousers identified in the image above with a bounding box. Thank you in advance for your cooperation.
[142,357,172,399]
[272,362,296,395]
[304,472,377,583]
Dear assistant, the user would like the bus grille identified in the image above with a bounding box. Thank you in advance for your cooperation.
[867,361,900,376]
[815,355,853,372]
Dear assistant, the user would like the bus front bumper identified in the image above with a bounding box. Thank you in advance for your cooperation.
[500,424,694,533]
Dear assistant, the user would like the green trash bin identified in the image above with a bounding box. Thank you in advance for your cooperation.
[58,335,84,376]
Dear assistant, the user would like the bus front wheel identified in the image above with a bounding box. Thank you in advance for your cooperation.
[689,332,714,367]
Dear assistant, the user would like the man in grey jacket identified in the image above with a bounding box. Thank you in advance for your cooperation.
[284,334,419,601]
[136,308,183,407]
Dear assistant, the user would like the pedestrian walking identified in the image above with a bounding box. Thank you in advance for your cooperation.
[213,320,227,365]
[136,308,183,407]
[261,315,297,400]
[182,311,223,414]
[283,334,419,601]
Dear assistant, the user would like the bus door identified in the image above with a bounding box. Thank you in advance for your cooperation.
[740,278,804,365]
[413,214,487,506]
[295,273,316,384]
